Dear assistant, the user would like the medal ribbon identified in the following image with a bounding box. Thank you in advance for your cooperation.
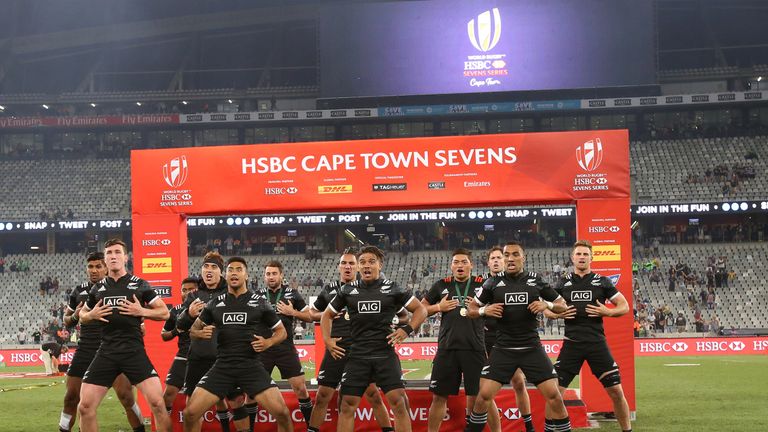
[454,278,472,308]
[269,287,284,306]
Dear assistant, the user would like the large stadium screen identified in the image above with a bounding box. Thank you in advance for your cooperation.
[320,0,655,97]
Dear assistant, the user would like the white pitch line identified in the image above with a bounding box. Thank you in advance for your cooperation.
[663,363,701,367]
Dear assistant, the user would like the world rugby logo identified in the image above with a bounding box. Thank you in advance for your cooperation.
[163,155,189,188]
[576,139,604,172]
[468,8,501,52]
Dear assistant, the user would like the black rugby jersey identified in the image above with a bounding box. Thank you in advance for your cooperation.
[425,276,485,351]
[255,284,308,347]
[475,271,560,349]
[176,278,228,361]
[86,273,160,354]
[555,272,620,342]
[163,303,191,358]
[313,281,351,339]
[199,291,281,365]
[68,281,102,351]
[328,278,415,358]
[481,272,501,341]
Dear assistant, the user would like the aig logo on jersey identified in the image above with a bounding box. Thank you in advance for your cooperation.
[222,312,247,324]
[504,292,528,305]
[358,300,381,313]
[103,296,127,308]
[571,291,593,302]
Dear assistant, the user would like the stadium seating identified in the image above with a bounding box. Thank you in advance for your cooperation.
[631,136,767,203]
[0,158,130,220]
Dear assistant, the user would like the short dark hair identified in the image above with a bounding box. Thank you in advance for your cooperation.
[86,252,105,263]
[264,259,283,273]
[227,256,248,269]
[504,241,525,252]
[358,245,384,262]
[181,277,199,285]
[104,238,127,253]
[572,240,593,252]
[486,246,503,260]
[342,247,358,255]
[452,248,472,260]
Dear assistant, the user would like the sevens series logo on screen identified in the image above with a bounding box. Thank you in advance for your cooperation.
[468,8,501,52]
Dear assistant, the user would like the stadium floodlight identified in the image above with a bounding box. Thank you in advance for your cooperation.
[42,104,49,109]
[181,100,188,105]
[136,102,142,106]
[90,103,97,107]
[758,76,763,82]
[0,105,4,110]
[228,99,233,103]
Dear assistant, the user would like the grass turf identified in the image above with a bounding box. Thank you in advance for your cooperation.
[2,356,766,431]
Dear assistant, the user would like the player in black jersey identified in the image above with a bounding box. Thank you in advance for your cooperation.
[323,245,427,432]
[253,260,314,428]
[183,257,293,432]
[466,242,571,432]
[545,241,632,432]
[77,239,171,432]
[422,248,486,432]
[482,246,535,432]
[59,252,146,432]
[161,277,198,414]
[307,250,393,432]
[176,252,233,432]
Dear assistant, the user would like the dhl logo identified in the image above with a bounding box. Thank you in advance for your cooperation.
[142,257,173,273]
[592,245,621,262]
[318,185,353,194]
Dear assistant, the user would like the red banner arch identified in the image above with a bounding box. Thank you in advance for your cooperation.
[130,131,634,426]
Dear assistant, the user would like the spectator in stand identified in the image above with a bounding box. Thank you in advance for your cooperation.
[33,329,42,343]
[675,312,687,333]
[41,341,68,376]
[18,327,27,345]
[0,256,5,273]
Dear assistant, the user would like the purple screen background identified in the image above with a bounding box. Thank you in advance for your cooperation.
[320,0,656,97]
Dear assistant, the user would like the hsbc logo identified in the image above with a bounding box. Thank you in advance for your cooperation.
[142,239,171,246]
[223,312,247,324]
[468,8,502,52]
[588,225,620,233]
[596,177,608,184]
[729,341,745,351]
[503,408,520,420]
[296,348,308,358]
[576,139,604,172]
[397,346,414,356]
[163,155,189,188]
[672,342,688,352]
[264,187,298,195]
[504,292,528,305]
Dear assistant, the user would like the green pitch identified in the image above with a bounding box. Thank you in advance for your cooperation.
[2,356,767,431]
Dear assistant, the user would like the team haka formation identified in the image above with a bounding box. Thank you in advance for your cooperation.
[61,240,632,432]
